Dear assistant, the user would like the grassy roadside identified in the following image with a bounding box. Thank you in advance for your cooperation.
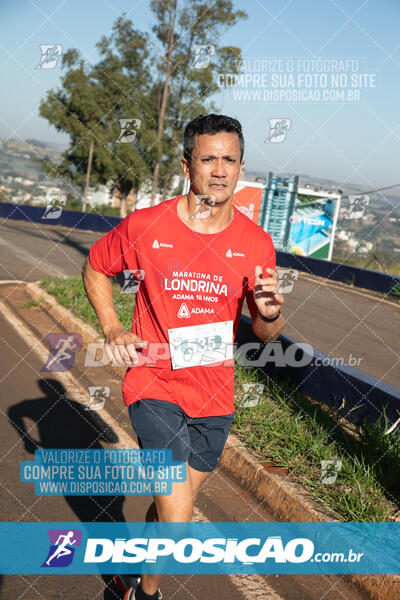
[40,276,136,333]
[40,276,400,522]
[234,366,400,522]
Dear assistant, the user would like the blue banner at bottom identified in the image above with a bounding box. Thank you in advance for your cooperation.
[0,522,398,575]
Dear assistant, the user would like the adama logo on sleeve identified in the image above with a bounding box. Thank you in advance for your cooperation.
[225,248,245,258]
[152,239,174,249]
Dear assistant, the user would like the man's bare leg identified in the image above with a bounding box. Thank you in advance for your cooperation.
[139,464,210,596]
[188,464,210,504]
[139,464,193,595]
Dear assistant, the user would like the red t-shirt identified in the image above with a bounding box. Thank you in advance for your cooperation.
[89,195,275,417]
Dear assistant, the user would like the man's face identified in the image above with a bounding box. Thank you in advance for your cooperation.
[182,131,244,203]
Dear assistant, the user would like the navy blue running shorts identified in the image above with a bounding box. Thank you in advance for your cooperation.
[128,398,235,472]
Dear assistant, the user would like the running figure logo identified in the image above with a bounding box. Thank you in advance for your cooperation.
[347,194,369,219]
[276,269,299,294]
[85,386,110,411]
[190,195,216,220]
[320,460,342,484]
[42,194,66,219]
[192,44,215,69]
[41,334,82,372]
[265,119,291,143]
[37,44,63,69]
[121,269,145,293]
[42,529,81,567]
[238,383,265,408]
[117,119,141,143]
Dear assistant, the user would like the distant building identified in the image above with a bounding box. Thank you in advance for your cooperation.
[133,175,183,210]
[86,184,113,207]
[13,193,32,203]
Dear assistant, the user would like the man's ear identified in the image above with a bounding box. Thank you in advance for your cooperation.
[181,157,190,180]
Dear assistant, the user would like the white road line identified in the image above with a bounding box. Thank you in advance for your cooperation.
[0,300,286,600]
[0,237,66,279]
[192,507,284,599]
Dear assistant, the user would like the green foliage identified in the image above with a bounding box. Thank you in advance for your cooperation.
[36,32,152,206]
[64,197,120,217]
[36,3,247,207]
[332,250,400,276]
[65,197,81,211]
[20,297,43,309]
[89,204,121,217]
[150,1,247,192]
[40,276,135,333]
[389,282,400,301]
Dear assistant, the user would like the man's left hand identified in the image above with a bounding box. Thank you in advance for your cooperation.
[253,266,284,318]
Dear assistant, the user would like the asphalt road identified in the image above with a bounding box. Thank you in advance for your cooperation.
[0,283,371,600]
[0,218,399,388]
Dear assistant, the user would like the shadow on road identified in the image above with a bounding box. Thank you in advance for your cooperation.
[7,378,140,599]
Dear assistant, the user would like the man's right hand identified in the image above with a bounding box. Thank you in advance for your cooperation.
[104,324,148,367]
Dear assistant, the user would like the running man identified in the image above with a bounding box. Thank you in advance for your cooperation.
[82,114,285,600]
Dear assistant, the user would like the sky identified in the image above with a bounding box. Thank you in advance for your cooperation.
[0,0,400,189]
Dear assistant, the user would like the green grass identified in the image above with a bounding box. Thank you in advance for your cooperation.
[343,274,356,287]
[20,296,43,309]
[233,363,400,522]
[40,276,136,333]
[40,275,400,522]
[64,199,121,217]
[390,283,400,303]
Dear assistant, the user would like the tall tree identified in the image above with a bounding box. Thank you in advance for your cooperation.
[149,0,247,204]
[37,4,247,214]
[38,23,153,217]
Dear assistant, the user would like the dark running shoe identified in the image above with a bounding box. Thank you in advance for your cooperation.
[123,585,162,600]
[113,574,141,596]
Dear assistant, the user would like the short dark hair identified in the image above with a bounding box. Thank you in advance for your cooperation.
[183,113,244,163]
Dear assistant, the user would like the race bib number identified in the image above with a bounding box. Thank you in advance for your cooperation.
[168,321,233,370]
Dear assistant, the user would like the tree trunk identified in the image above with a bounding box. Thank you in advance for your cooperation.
[151,160,161,206]
[82,140,94,212]
[161,170,172,203]
[150,0,177,206]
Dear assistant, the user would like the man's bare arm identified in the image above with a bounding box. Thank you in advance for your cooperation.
[252,311,284,342]
[81,257,147,365]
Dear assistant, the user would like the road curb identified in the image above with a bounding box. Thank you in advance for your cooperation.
[24,281,400,600]
[219,436,399,600]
